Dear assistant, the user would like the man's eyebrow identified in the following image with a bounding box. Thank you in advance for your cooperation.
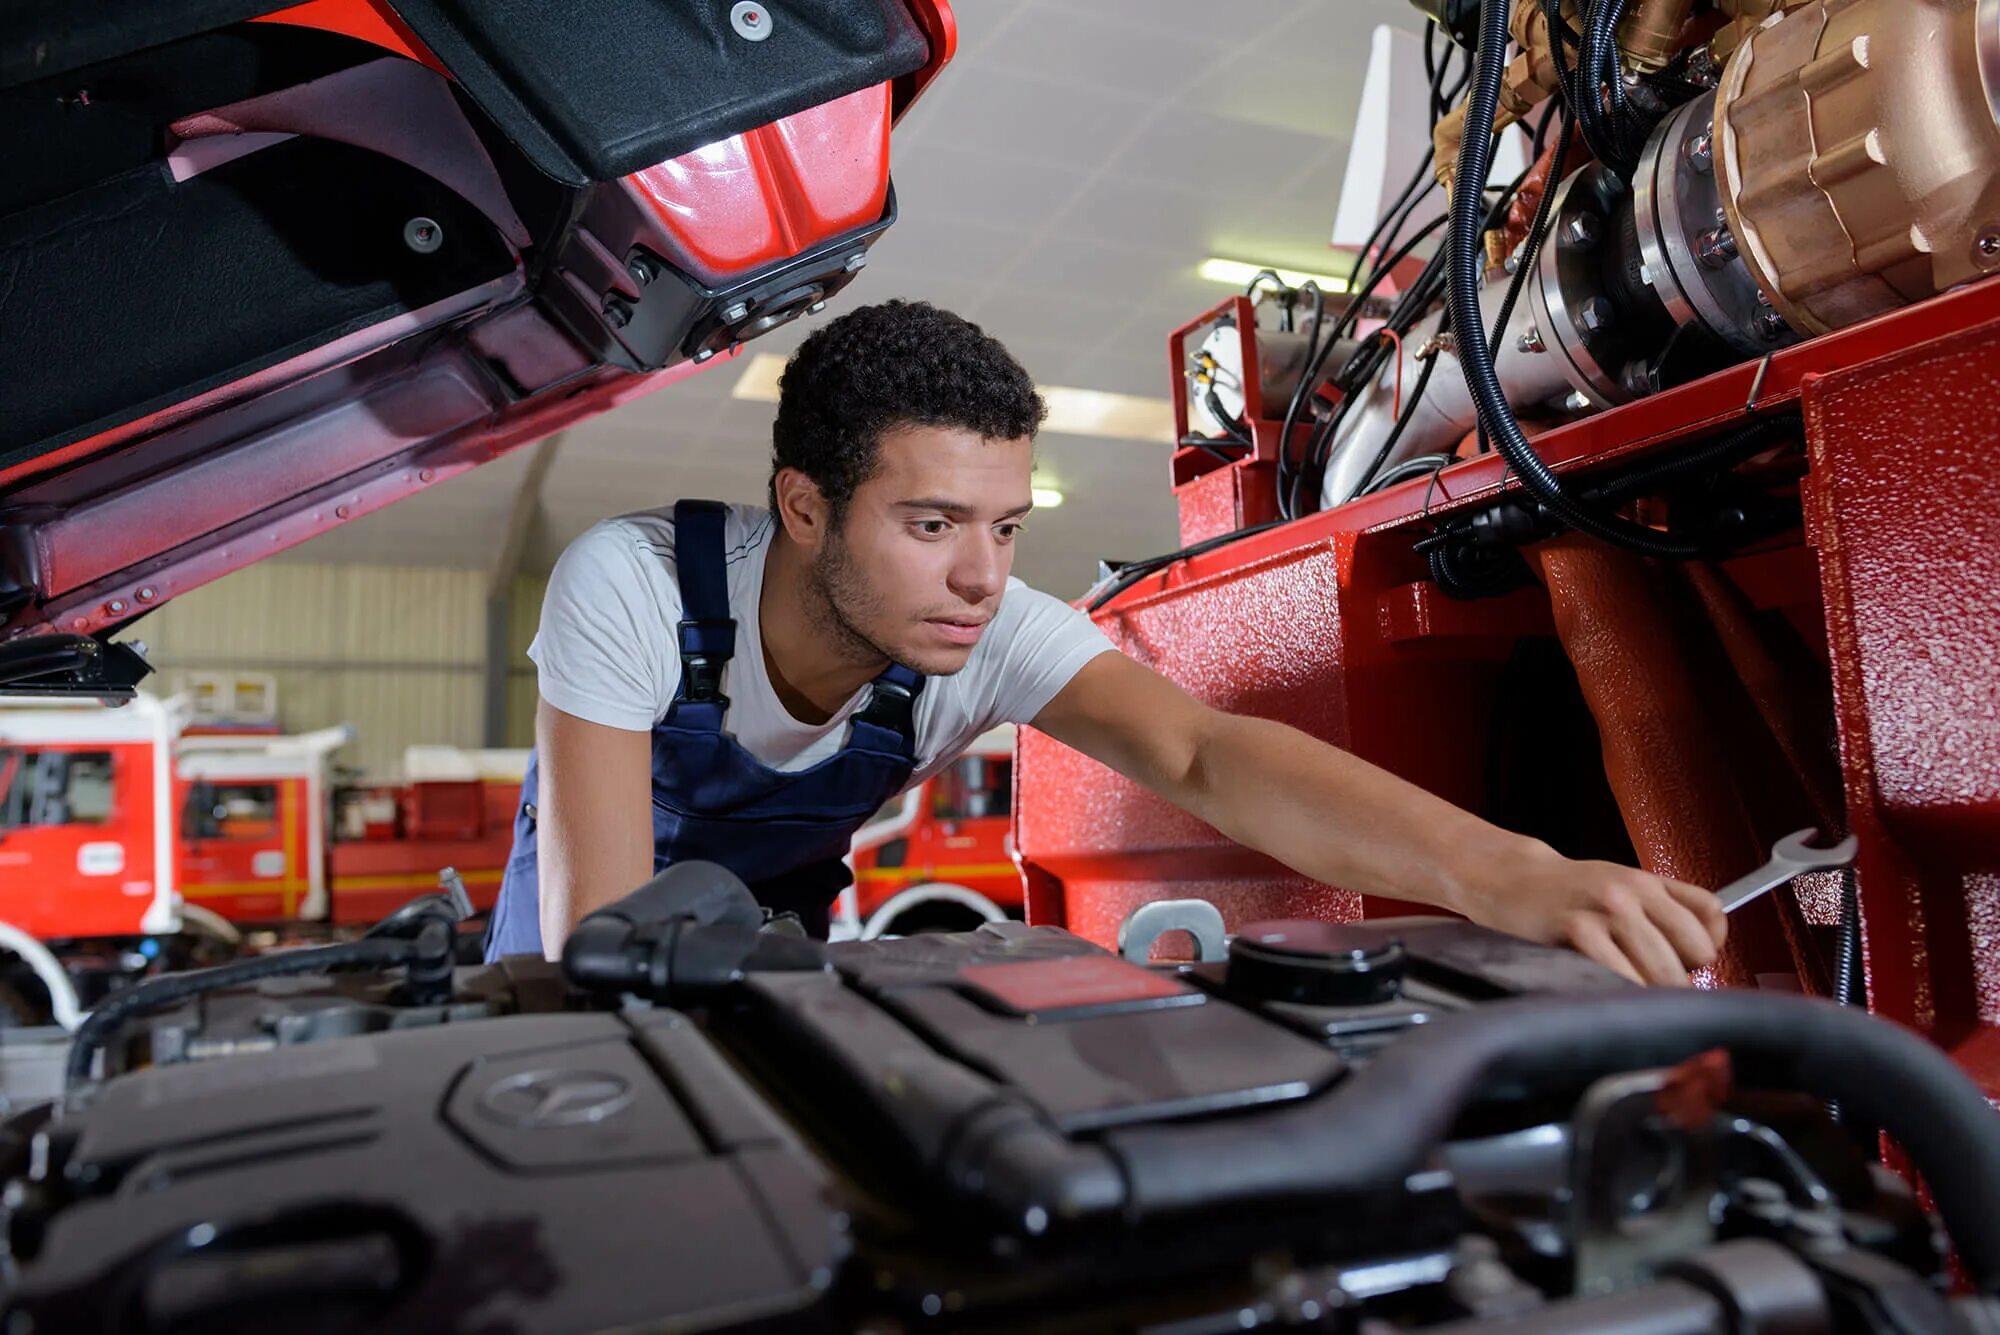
[894,499,1037,520]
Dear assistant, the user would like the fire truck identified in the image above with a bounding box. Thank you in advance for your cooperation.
[0,695,521,1024]
[835,723,1020,940]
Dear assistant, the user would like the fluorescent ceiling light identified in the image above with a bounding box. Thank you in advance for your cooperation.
[1031,487,1064,509]
[1198,257,1351,294]
[732,354,1173,443]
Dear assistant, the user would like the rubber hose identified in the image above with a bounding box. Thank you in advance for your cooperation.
[1104,988,2000,1293]
[64,936,417,1087]
[1448,0,1700,558]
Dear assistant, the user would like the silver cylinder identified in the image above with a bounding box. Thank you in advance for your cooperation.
[1317,274,1573,509]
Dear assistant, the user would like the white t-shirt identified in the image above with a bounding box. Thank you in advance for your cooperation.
[528,503,1117,789]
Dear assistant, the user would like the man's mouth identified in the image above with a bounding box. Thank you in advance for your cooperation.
[925,616,989,646]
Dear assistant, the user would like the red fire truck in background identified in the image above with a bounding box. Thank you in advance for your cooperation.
[0,695,520,1024]
[835,724,1022,940]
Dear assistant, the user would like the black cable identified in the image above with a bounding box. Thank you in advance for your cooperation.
[64,936,418,1087]
[1449,0,1699,558]
[1487,112,1574,361]
[1086,521,1287,614]
[1365,452,1456,495]
[1303,163,1531,514]
[1343,351,1444,505]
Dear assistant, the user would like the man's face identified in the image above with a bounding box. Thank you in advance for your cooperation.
[806,424,1035,676]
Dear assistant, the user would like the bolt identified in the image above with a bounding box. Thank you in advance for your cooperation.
[721,300,750,324]
[1577,297,1615,336]
[419,468,435,483]
[137,586,156,602]
[1974,227,2000,267]
[603,294,633,329]
[1622,360,1653,397]
[1503,253,1520,275]
[626,252,661,286]
[693,348,716,363]
[105,599,126,615]
[1564,212,1603,250]
[1754,307,1790,342]
[1563,390,1593,413]
[807,300,827,315]
[403,216,443,254]
[1685,125,1714,174]
[730,0,772,41]
[1515,326,1546,355]
[1696,222,1739,269]
[335,504,351,519]
[843,252,868,274]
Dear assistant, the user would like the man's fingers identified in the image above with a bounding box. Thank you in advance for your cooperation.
[1604,897,1693,986]
[1561,912,1644,985]
[1665,878,1729,949]
[1646,884,1722,970]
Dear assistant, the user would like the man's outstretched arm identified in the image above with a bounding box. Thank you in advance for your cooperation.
[1031,651,1725,986]
[535,699,655,959]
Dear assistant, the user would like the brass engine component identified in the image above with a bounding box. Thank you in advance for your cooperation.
[1715,0,2000,336]
[1432,0,1695,191]
[1707,0,1811,66]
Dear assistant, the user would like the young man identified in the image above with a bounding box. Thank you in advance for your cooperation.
[487,301,1726,985]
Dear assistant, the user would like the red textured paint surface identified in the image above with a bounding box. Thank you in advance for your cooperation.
[1804,319,2000,1097]
[1018,530,1521,950]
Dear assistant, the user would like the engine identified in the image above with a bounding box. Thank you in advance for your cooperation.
[3,868,1998,1333]
[1174,0,2000,536]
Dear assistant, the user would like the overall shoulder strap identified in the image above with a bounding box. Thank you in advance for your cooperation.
[667,500,736,726]
[850,663,927,757]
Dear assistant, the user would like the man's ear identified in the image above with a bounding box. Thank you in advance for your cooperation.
[772,468,832,552]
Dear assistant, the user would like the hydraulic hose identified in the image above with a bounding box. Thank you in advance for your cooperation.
[1448,0,1701,559]
[1104,988,2000,1294]
[64,936,419,1088]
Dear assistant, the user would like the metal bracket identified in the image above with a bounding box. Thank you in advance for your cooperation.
[1118,898,1229,964]
[0,634,152,701]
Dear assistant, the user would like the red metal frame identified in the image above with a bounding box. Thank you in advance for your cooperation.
[1017,276,2000,1099]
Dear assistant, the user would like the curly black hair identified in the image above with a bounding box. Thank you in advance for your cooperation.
[769,300,1045,519]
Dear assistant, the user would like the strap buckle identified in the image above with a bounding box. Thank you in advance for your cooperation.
[681,653,730,707]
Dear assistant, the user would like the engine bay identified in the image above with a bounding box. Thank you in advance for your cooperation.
[4,867,1998,1333]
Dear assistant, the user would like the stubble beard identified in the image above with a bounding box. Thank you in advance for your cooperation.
[807,528,966,679]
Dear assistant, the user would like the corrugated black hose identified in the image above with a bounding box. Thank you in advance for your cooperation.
[1448,0,1702,559]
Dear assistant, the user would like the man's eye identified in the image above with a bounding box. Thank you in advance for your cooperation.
[915,520,949,536]
[996,523,1024,541]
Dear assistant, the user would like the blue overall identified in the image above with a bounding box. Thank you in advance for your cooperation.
[484,500,926,959]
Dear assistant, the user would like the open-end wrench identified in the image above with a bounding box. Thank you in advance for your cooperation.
[1714,828,1860,913]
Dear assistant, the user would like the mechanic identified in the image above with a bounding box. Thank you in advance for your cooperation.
[486,300,1726,986]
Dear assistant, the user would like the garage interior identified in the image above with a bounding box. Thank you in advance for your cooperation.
[2,0,1999,1330]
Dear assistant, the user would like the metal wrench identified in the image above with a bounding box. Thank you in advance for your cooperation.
[1714,828,1859,913]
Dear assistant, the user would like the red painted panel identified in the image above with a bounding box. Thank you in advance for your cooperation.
[1802,316,2000,1100]
[255,0,444,72]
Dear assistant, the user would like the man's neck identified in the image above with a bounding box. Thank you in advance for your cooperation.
[758,527,887,726]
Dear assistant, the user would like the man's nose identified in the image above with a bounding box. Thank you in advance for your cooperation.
[948,533,1006,601]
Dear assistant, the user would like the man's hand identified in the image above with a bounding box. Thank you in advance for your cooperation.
[1446,834,1727,986]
